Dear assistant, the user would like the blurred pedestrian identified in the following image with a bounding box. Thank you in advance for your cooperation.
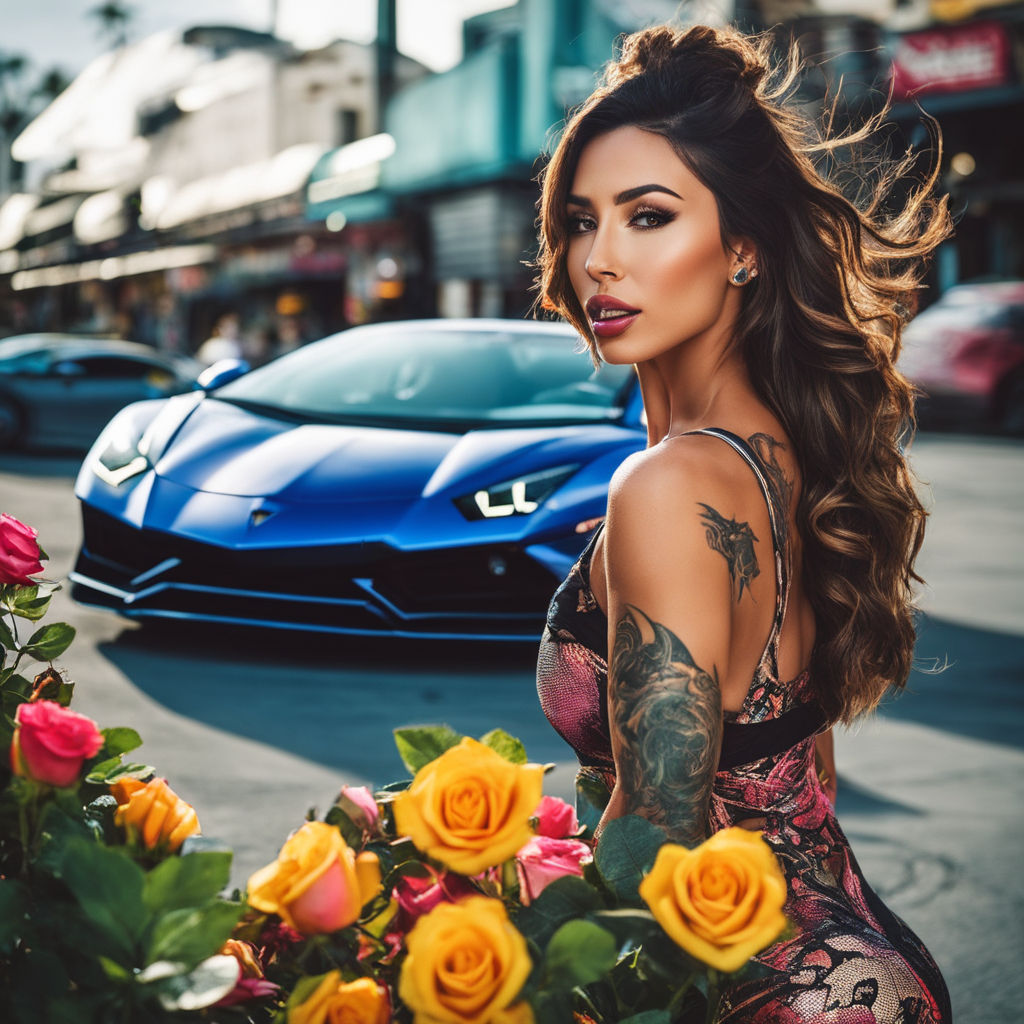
[196,312,243,367]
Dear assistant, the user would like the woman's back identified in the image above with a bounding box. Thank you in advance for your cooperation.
[536,427,951,1022]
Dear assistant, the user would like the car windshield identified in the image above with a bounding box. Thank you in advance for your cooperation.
[214,324,634,426]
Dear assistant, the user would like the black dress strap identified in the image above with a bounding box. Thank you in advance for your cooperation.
[718,702,826,770]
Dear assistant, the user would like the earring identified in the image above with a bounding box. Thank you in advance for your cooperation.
[731,266,750,285]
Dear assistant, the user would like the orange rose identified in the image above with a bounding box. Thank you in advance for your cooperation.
[111,777,200,851]
[289,971,389,1024]
[248,821,382,935]
[638,827,788,974]
[399,896,533,1024]
[393,738,545,876]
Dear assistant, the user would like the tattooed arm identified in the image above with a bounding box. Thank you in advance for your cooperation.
[596,442,747,846]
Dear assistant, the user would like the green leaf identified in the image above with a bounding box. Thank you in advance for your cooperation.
[590,908,661,946]
[0,879,29,953]
[100,727,143,757]
[149,954,242,1012]
[594,815,666,903]
[53,839,147,962]
[144,851,233,914]
[478,728,527,765]
[325,804,363,848]
[620,1012,672,1024]
[0,617,15,650]
[7,585,54,621]
[146,901,244,970]
[23,622,75,661]
[393,724,463,774]
[514,875,604,950]
[287,971,336,1010]
[544,919,617,989]
[85,759,153,785]
[575,771,612,836]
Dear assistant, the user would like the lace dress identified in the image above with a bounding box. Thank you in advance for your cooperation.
[536,428,951,1023]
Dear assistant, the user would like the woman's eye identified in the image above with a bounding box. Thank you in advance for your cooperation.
[567,214,595,234]
[631,208,672,229]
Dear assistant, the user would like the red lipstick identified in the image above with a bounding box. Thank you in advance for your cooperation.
[586,294,640,339]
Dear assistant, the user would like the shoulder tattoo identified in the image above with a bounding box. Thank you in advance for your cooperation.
[698,502,759,602]
[610,605,722,845]
[747,432,794,542]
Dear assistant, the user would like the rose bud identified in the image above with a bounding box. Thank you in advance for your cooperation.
[111,777,201,851]
[247,820,382,936]
[533,795,580,838]
[337,784,380,832]
[0,514,45,585]
[10,700,103,787]
[515,835,593,904]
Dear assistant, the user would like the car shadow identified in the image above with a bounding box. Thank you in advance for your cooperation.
[94,610,1024,788]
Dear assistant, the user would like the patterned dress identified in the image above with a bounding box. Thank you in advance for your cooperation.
[536,428,951,1024]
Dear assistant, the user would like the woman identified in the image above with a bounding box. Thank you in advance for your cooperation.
[535,23,952,1024]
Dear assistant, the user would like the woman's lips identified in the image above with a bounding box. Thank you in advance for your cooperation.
[586,296,640,339]
[591,312,639,338]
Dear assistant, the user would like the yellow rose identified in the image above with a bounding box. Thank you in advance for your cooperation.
[399,896,534,1024]
[110,777,200,851]
[393,738,545,875]
[638,826,788,974]
[289,971,390,1024]
[248,821,382,935]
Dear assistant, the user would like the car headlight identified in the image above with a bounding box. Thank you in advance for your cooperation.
[455,464,579,521]
[92,422,151,486]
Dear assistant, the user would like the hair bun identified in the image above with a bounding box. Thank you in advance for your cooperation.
[606,24,771,97]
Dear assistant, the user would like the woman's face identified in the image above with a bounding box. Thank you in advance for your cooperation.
[566,125,746,365]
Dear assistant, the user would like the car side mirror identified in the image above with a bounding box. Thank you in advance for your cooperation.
[196,358,250,391]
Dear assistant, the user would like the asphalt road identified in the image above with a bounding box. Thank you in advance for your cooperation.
[1,433,1022,1024]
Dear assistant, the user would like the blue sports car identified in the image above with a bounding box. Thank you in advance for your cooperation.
[71,319,646,641]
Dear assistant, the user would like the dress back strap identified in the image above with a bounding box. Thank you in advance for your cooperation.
[682,427,790,678]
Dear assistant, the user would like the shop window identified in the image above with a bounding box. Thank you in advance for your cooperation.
[337,108,359,146]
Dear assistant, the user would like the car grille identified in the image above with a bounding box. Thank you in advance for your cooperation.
[75,504,556,636]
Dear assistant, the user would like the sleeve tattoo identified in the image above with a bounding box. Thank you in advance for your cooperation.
[698,502,759,602]
[610,605,722,845]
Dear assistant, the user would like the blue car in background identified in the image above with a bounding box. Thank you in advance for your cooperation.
[71,319,645,641]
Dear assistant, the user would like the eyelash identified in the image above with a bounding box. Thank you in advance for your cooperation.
[566,205,675,234]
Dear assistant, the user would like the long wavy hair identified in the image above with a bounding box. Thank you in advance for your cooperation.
[535,24,952,724]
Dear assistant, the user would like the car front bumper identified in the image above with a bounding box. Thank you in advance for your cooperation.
[71,504,565,641]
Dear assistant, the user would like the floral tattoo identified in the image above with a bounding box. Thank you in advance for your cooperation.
[698,502,759,602]
[610,605,722,845]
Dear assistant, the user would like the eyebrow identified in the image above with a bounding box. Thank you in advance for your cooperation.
[566,184,683,207]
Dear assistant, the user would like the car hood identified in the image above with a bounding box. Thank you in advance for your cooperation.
[153,397,624,503]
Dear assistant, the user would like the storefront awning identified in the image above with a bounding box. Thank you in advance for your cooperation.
[150,143,326,230]
[306,133,396,224]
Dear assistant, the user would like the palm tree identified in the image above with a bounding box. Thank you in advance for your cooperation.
[0,51,29,195]
[89,2,134,50]
[32,67,71,106]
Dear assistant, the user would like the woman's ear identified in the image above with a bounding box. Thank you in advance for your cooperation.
[728,238,759,282]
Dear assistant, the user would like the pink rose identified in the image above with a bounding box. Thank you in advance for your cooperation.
[10,700,104,787]
[533,795,579,838]
[338,784,380,831]
[516,835,593,904]
[0,514,44,585]
[394,871,477,931]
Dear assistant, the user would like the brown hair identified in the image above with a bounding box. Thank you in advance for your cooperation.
[535,24,952,724]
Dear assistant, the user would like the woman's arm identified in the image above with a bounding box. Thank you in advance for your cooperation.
[595,445,737,846]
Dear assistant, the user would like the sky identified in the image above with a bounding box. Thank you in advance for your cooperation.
[2,0,518,80]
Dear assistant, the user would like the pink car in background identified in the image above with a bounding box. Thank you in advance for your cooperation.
[900,281,1024,435]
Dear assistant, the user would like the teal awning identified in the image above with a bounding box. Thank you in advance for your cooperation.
[306,134,396,224]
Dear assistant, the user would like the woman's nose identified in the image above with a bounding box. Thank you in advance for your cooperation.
[584,228,622,281]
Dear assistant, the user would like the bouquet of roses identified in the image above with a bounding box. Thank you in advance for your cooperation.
[239,724,790,1024]
[0,513,790,1023]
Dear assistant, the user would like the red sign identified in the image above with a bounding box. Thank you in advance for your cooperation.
[890,22,1011,100]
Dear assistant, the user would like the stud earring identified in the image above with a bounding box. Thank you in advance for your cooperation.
[731,266,750,286]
